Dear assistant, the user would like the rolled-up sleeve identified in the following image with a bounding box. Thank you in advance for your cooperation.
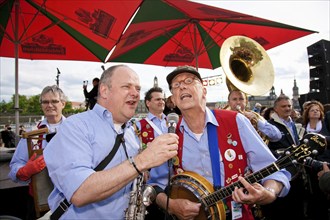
[237,114,291,197]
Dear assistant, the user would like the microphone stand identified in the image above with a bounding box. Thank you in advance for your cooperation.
[164,113,179,220]
[165,156,172,220]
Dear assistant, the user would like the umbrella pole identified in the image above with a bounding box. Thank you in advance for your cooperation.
[14,0,20,138]
[193,21,198,70]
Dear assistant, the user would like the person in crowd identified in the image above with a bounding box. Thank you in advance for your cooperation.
[302,100,330,219]
[44,65,178,219]
[303,100,329,136]
[0,124,16,148]
[323,103,330,131]
[83,77,99,110]
[136,87,167,143]
[134,87,168,219]
[149,65,290,220]
[263,95,306,219]
[8,85,67,220]
[291,109,303,124]
[19,125,26,136]
[252,102,262,113]
[262,107,275,121]
[318,162,330,195]
[227,90,281,143]
[301,101,317,124]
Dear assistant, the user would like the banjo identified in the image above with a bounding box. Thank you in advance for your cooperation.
[169,133,327,220]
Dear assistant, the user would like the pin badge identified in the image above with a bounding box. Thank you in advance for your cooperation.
[142,132,148,137]
[227,133,233,145]
[146,124,150,129]
[227,133,238,146]
[232,174,238,180]
[224,149,236,162]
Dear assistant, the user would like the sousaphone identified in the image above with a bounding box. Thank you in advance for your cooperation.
[220,35,274,96]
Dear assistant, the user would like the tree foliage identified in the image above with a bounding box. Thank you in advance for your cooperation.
[0,94,84,115]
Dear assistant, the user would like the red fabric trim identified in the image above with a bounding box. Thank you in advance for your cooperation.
[36,122,44,150]
[174,117,183,174]
[214,109,253,220]
[139,119,155,145]
[213,109,247,185]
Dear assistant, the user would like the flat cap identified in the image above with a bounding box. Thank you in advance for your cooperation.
[166,65,202,89]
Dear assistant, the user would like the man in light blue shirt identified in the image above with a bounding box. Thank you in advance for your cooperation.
[44,65,179,219]
[9,85,67,219]
[151,66,291,220]
[135,87,169,189]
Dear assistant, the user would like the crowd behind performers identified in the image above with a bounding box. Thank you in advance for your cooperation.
[4,64,330,220]
[253,99,330,220]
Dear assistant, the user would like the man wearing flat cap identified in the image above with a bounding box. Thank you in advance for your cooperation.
[148,65,291,220]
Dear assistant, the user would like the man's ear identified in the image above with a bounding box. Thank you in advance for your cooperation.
[146,100,151,108]
[99,84,108,99]
[203,86,207,97]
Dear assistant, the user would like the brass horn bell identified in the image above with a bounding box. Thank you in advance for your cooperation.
[220,36,275,96]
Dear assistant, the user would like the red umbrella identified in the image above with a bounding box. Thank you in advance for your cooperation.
[108,0,316,69]
[0,0,142,132]
[1,0,142,61]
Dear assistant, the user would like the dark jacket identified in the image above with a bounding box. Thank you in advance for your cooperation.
[84,85,98,110]
[268,113,304,156]
[1,129,16,148]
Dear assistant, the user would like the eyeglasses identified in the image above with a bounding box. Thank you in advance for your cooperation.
[171,77,198,89]
[41,100,61,105]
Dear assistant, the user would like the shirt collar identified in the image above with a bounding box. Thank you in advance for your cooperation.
[147,112,166,121]
[179,107,218,132]
[93,103,128,130]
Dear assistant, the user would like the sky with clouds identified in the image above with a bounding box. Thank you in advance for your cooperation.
[0,0,329,104]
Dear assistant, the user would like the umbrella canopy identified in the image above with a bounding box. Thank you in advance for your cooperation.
[108,0,317,69]
[1,0,142,61]
[0,0,142,133]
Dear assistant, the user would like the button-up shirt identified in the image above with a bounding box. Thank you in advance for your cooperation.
[44,104,140,219]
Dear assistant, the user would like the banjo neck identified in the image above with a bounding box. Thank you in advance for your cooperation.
[202,161,283,207]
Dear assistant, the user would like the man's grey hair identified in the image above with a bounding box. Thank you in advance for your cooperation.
[273,95,291,107]
[39,85,67,103]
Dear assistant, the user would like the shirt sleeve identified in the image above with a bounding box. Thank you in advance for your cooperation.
[257,120,282,142]
[237,114,291,197]
[44,116,96,201]
[8,138,30,183]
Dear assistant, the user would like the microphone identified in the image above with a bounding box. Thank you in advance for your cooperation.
[167,112,179,169]
[57,68,60,74]
[167,112,179,134]
[101,65,105,71]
